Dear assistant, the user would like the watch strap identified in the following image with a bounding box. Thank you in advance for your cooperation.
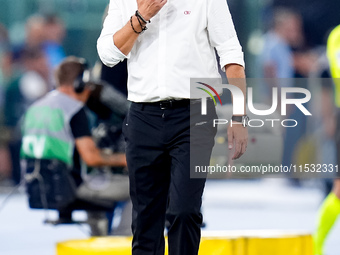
[231,116,243,122]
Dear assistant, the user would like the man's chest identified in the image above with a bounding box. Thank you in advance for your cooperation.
[118,0,208,29]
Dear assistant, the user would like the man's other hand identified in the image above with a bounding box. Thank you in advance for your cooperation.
[227,122,248,160]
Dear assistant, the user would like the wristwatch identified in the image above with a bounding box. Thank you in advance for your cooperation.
[231,115,249,127]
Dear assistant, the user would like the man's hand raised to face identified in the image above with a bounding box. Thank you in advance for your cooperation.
[112,0,167,56]
[137,0,168,21]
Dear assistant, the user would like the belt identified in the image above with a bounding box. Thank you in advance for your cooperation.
[137,99,201,110]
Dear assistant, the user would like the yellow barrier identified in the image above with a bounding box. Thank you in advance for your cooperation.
[56,231,313,255]
[57,237,132,255]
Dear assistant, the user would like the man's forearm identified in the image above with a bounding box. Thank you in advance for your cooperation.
[225,64,246,115]
[225,64,246,79]
[76,137,127,167]
[82,149,127,167]
[113,16,143,56]
[100,152,127,167]
[113,0,167,56]
[225,64,248,160]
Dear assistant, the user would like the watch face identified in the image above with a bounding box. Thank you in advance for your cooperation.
[242,116,249,127]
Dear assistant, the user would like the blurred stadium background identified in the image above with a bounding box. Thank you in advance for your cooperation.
[0,0,339,71]
[1,0,340,254]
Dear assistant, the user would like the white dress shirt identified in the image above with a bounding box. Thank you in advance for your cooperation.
[97,0,244,103]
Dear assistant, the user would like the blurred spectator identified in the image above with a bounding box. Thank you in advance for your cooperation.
[5,46,49,125]
[273,0,340,47]
[0,23,10,112]
[42,14,66,69]
[11,14,66,90]
[259,8,309,183]
[293,48,318,78]
[0,23,12,180]
[4,47,49,184]
[260,8,303,83]
[26,15,46,48]
[258,7,305,118]
[282,48,319,172]
[12,15,46,62]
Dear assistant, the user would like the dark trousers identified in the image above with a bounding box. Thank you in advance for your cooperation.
[123,100,217,255]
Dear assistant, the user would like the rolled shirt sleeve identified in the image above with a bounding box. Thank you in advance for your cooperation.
[97,0,129,67]
[207,0,245,72]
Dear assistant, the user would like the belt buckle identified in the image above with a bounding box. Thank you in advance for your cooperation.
[160,100,173,110]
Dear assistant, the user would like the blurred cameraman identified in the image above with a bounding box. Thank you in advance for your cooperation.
[20,56,126,235]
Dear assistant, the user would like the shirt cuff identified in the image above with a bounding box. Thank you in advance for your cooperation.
[216,36,245,72]
[97,35,129,68]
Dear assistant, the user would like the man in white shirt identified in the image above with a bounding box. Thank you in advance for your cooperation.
[97,0,248,254]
